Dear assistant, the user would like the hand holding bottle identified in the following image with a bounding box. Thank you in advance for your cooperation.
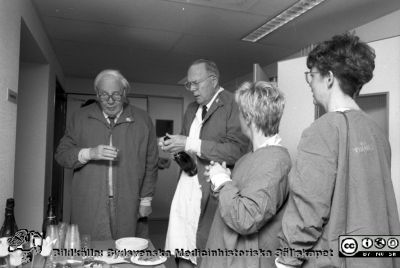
[161,135,197,176]
[159,133,187,154]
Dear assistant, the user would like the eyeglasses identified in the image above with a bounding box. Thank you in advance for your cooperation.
[304,71,320,84]
[184,75,215,90]
[97,91,124,102]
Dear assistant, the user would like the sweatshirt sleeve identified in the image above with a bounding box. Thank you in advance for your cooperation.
[218,151,290,235]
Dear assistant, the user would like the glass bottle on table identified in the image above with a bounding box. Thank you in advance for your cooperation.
[42,196,58,238]
[0,199,18,238]
[0,198,19,268]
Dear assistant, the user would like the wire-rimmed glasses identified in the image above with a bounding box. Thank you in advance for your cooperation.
[184,75,215,90]
[97,91,124,102]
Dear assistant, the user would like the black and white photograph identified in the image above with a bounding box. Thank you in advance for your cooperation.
[1,0,400,267]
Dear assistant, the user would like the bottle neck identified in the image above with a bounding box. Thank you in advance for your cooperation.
[47,201,56,217]
[45,203,58,225]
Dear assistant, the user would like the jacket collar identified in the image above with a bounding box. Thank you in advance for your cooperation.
[87,102,135,126]
[187,89,227,124]
[202,94,224,122]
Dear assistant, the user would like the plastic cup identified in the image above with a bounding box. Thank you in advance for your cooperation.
[64,224,80,250]
[57,222,68,249]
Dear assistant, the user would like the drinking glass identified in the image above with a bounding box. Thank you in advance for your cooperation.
[64,224,83,265]
[64,224,80,250]
[57,222,68,249]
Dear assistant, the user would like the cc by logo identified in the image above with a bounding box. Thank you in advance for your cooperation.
[341,238,358,256]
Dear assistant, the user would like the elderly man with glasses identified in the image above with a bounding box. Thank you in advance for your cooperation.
[159,59,249,268]
[55,69,158,240]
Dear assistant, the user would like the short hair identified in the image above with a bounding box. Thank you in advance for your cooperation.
[307,32,375,97]
[189,59,220,82]
[93,69,130,94]
[235,81,285,136]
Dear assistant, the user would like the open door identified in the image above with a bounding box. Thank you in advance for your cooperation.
[52,80,67,221]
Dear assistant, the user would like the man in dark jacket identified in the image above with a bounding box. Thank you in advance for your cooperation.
[55,69,158,240]
[160,59,249,267]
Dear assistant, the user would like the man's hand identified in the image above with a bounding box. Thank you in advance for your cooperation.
[139,205,152,217]
[89,145,118,161]
[159,133,187,154]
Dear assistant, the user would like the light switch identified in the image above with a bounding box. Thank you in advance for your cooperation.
[7,88,17,104]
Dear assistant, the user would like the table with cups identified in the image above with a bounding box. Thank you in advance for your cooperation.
[22,223,167,268]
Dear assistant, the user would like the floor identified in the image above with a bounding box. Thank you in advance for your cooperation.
[148,219,176,268]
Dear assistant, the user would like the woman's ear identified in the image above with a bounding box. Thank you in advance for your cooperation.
[326,71,334,88]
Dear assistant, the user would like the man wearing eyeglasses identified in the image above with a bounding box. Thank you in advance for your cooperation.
[55,69,158,240]
[160,59,249,267]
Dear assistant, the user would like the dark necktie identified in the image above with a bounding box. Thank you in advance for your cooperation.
[202,106,207,120]
[108,116,116,128]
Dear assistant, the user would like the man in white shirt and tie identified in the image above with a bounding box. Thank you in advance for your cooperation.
[160,59,249,267]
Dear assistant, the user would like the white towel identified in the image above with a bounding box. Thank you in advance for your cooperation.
[165,104,207,265]
[165,172,202,264]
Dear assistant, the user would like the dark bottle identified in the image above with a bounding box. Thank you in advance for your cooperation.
[0,198,18,268]
[42,196,58,238]
[0,198,18,238]
[164,136,197,176]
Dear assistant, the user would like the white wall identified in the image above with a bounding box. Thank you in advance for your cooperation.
[354,9,400,43]
[0,1,20,212]
[278,57,313,160]
[14,63,51,230]
[0,0,64,225]
[223,62,277,92]
[361,37,400,214]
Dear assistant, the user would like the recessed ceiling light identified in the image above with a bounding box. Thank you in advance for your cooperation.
[242,0,327,43]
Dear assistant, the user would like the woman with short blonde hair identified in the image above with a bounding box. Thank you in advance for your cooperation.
[201,81,291,268]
